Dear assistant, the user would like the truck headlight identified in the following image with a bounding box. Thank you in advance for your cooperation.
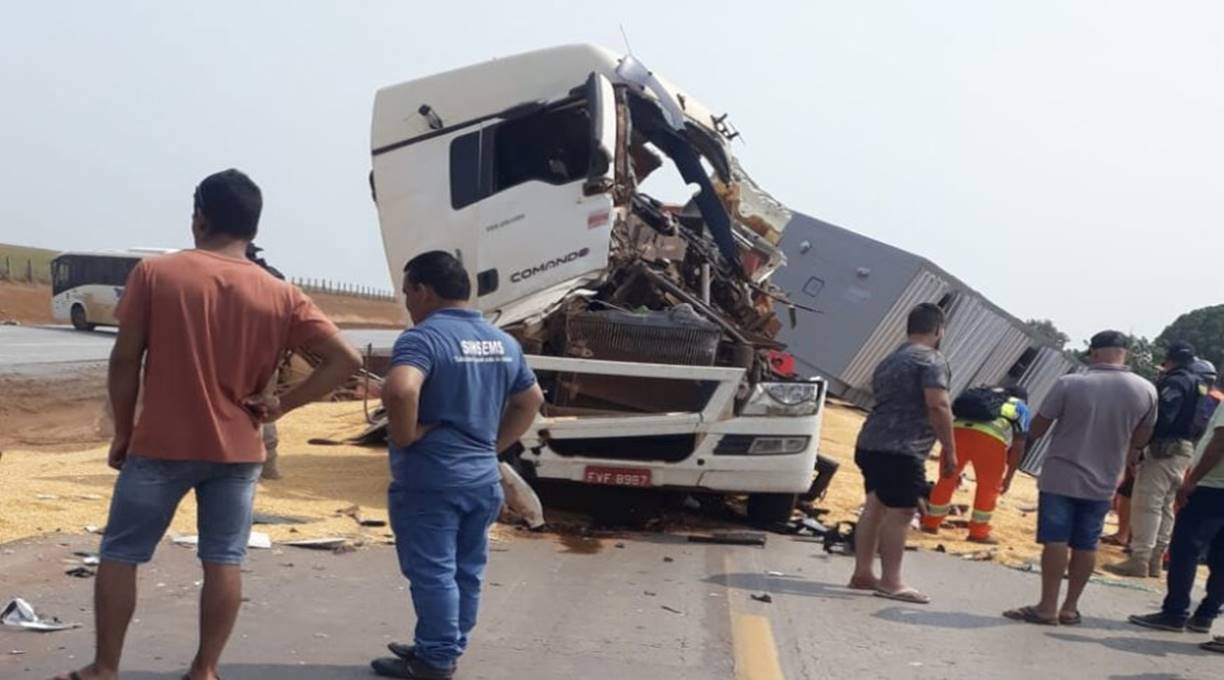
[740,381,823,416]
[714,435,811,455]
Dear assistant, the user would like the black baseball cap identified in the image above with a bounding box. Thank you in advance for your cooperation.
[1089,330,1130,351]
[1165,341,1196,365]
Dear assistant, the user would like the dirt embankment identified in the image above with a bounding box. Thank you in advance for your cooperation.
[308,290,406,329]
[0,282,55,325]
[0,282,406,329]
[0,368,110,453]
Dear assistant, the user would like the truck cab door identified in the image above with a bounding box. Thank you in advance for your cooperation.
[469,73,620,325]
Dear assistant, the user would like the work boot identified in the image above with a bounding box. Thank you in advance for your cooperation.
[1104,556,1150,578]
[388,643,457,672]
[1188,617,1214,634]
[1128,612,1186,632]
[1149,548,1167,578]
[371,655,454,679]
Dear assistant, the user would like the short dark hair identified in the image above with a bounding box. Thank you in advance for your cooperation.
[403,250,471,301]
[1005,385,1029,401]
[1089,330,1130,351]
[907,303,946,335]
[194,169,262,240]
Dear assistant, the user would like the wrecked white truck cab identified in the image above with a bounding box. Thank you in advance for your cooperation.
[370,44,825,523]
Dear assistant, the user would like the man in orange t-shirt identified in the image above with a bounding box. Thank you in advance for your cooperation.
[58,169,361,680]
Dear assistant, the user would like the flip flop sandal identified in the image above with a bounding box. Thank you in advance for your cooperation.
[874,588,931,605]
[1003,606,1059,626]
[1202,638,1224,654]
[1059,611,1083,626]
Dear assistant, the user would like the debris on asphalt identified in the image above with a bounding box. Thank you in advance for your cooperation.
[751,593,773,604]
[9,649,26,655]
[663,556,675,563]
[821,521,856,555]
[73,551,100,566]
[644,591,657,597]
[65,566,95,578]
[660,605,683,614]
[935,544,947,553]
[84,525,103,534]
[282,537,349,550]
[687,531,767,547]
[1,598,81,632]
[173,532,271,549]
[615,542,626,549]
[359,518,387,528]
[252,513,311,526]
[500,462,546,529]
[959,550,996,562]
[766,570,785,577]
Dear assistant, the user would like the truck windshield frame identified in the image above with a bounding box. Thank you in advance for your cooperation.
[449,100,594,210]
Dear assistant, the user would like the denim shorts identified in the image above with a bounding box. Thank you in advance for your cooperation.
[99,455,262,566]
[1036,491,1112,551]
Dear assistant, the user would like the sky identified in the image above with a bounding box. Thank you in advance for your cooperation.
[1,1,1220,343]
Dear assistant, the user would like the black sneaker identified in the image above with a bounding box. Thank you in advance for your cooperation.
[1128,612,1186,633]
[371,655,454,680]
[387,643,457,671]
[1187,617,1214,634]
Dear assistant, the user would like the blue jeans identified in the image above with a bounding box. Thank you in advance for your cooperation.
[1036,491,1111,551]
[1162,486,1224,623]
[389,482,504,669]
[99,455,262,565]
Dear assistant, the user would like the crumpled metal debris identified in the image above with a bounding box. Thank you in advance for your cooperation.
[1,598,81,632]
[173,532,271,550]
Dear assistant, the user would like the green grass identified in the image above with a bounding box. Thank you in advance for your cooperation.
[0,243,59,284]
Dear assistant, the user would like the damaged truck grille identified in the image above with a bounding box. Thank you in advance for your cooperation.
[563,309,721,366]
[554,309,723,414]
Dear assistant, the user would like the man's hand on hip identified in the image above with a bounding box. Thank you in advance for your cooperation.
[242,394,284,424]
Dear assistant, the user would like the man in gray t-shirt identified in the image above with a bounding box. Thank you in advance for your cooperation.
[857,343,952,458]
[1005,330,1157,627]
[850,303,958,605]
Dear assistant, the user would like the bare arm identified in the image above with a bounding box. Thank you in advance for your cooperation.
[381,365,432,449]
[245,333,361,422]
[1001,436,1028,495]
[1025,414,1055,447]
[1128,422,1154,467]
[924,387,957,477]
[1178,428,1223,507]
[106,321,147,468]
[497,384,545,454]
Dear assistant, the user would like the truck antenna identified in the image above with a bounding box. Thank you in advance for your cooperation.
[619,24,635,56]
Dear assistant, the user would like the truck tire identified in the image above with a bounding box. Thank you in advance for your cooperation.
[747,493,797,525]
[70,304,95,331]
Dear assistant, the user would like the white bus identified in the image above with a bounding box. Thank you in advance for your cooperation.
[50,249,175,330]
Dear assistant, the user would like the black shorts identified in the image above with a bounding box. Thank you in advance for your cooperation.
[855,448,929,509]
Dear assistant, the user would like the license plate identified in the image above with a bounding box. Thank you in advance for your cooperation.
[583,466,652,487]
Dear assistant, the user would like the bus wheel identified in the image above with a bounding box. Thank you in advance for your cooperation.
[70,304,95,331]
[747,493,797,526]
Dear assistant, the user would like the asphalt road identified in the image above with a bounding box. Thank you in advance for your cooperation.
[2,529,1219,680]
[0,326,402,373]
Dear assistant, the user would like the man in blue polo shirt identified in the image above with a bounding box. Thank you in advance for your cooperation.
[371,251,544,680]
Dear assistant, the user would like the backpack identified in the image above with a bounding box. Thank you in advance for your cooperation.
[952,386,1010,422]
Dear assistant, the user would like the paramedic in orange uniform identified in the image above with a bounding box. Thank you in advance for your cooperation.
[922,387,1031,544]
